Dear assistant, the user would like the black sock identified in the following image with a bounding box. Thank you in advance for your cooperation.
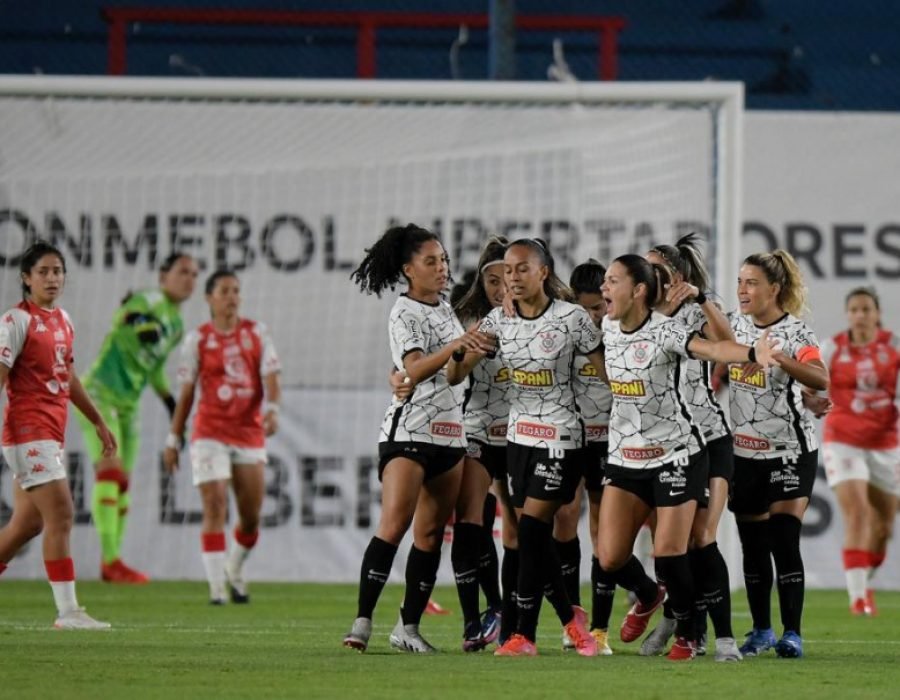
[655,559,674,621]
[517,515,554,642]
[655,554,694,639]
[356,536,398,619]
[500,546,519,642]
[736,520,773,630]
[769,514,804,635]
[478,494,502,608]
[616,555,659,605]
[591,556,616,630]
[543,534,574,625]
[400,546,441,626]
[452,522,483,628]
[692,542,733,638]
[555,536,582,606]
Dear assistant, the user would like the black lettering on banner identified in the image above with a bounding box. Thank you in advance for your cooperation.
[630,221,656,255]
[585,218,625,262]
[67,453,92,525]
[158,454,202,524]
[832,224,866,278]
[541,220,577,269]
[0,209,38,266]
[742,221,778,250]
[498,219,533,240]
[169,214,206,270]
[785,223,824,278]
[47,213,93,267]
[300,456,345,527]
[214,214,254,270]
[875,225,900,279]
[261,456,292,527]
[322,216,354,271]
[356,456,380,529]
[675,220,711,243]
[451,218,487,273]
[103,213,159,269]
[260,215,314,271]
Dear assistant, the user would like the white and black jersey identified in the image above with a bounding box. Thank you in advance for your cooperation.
[573,353,611,443]
[463,353,510,446]
[480,299,601,450]
[728,312,820,459]
[672,302,730,442]
[379,295,466,447]
[603,311,704,470]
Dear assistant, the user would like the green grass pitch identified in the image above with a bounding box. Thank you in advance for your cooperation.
[2,582,898,699]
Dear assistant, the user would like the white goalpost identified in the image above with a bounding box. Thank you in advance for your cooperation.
[0,76,743,582]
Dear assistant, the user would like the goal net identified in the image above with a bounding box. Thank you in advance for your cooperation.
[0,77,742,582]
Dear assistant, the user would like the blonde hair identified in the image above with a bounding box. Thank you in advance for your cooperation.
[742,249,808,317]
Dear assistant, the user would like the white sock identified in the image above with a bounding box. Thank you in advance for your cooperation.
[227,542,252,579]
[202,551,227,598]
[49,580,79,615]
[845,567,867,603]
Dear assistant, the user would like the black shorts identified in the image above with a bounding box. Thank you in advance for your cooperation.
[506,442,581,508]
[466,440,507,481]
[706,434,735,483]
[581,441,609,493]
[606,450,708,509]
[378,442,465,483]
[728,450,818,516]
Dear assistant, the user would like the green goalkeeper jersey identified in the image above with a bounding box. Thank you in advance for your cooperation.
[83,289,184,407]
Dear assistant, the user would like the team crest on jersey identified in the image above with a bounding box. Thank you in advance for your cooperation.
[729,365,766,388]
[632,342,651,365]
[35,321,48,333]
[217,384,234,401]
[538,331,559,354]
[610,379,646,397]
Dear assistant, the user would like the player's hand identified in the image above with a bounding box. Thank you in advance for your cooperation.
[163,446,179,472]
[263,409,279,437]
[751,328,781,370]
[666,280,700,306]
[96,422,117,458]
[802,389,833,418]
[390,369,414,400]
[455,325,497,356]
[501,290,516,318]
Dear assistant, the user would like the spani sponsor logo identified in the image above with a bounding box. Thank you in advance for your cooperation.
[610,379,645,397]
[579,363,598,378]
[495,368,554,387]
[729,365,766,388]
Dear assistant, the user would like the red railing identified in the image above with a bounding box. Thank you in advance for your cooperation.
[101,8,626,80]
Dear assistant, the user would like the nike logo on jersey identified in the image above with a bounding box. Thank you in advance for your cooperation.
[669,490,684,497]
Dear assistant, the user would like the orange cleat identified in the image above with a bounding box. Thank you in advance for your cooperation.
[667,636,696,661]
[494,633,538,656]
[563,606,598,657]
[850,598,867,616]
[864,589,878,616]
[621,585,666,642]
[101,559,150,584]
[424,599,451,615]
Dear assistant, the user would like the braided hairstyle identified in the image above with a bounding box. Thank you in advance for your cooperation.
[351,224,442,297]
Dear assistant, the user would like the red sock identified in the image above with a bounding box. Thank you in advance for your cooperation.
[45,557,75,582]
[201,532,226,552]
[234,527,259,549]
[842,549,869,570]
[0,561,7,576]
[869,550,886,569]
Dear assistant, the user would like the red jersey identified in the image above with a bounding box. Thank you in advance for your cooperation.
[0,300,74,445]
[178,318,280,448]
[822,329,900,449]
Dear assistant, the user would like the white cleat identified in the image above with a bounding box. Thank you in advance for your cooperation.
[561,630,575,650]
[389,617,437,654]
[343,617,372,652]
[225,563,249,604]
[639,616,676,656]
[715,637,743,662]
[54,607,111,630]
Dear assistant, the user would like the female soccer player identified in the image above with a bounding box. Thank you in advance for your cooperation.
[728,250,828,659]
[343,224,492,654]
[78,252,198,583]
[450,239,603,658]
[0,241,117,628]
[593,254,776,662]
[820,287,899,616]
[163,269,281,605]
[552,259,614,655]
[640,235,742,662]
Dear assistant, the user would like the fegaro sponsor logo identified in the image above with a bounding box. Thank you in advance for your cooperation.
[610,379,645,397]
[734,433,770,451]
[621,446,665,460]
[515,422,558,440]
[730,365,766,388]
[431,422,463,438]
[488,424,507,438]
[585,425,608,440]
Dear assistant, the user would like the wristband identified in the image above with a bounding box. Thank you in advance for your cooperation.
[267,404,280,415]
[452,349,466,362]
[695,290,707,305]
[747,346,757,364]
[165,432,182,450]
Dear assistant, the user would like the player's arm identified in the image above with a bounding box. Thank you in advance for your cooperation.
[585,348,609,385]
[772,350,829,392]
[69,372,117,458]
[408,326,495,386]
[263,371,281,437]
[447,321,499,386]
[0,363,8,392]
[163,381,195,472]
[149,360,176,416]
[687,329,779,368]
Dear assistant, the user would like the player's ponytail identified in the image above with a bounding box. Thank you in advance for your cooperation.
[650,232,711,293]
[454,235,508,322]
[743,249,809,317]
[19,239,66,299]
[351,224,441,297]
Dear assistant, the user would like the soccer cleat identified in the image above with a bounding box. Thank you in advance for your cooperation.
[639,616,676,656]
[695,632,708,656]
[342,617,372,652]
[563,605,598,657]
[480,607,501,645]
[561,630,575,650]
[389,618,437,654]
[590,628,614,656]
[424,599,451,615]
[54,607,111,630]
[620,585,666,643]
[462,621,488,652]
[225,562,249,604]
[850,598,867,616]
[739,627,777,657]
[100,559,149,584]
[209,598,227,606]
[714,637,743,662]
[774,631,803,659]
[864,589,878,616]
[494,633,538,656]
[666,635,696,661]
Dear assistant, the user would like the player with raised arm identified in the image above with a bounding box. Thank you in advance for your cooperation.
[593,254,776,662]
[820,287,898,616]
[78,252,198,583]
[728,250,828,659]
[449,239,602,658]
[343,224,493,654]
[0,241,116,628]
[163,270,281,605]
